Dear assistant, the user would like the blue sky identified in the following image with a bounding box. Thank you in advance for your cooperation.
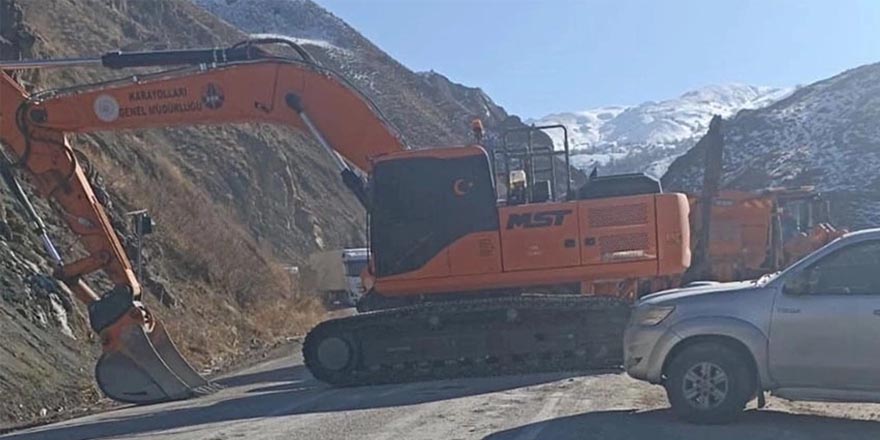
[316,0,880,119]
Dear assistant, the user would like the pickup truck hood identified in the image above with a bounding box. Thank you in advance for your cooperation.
[640,280,757,305]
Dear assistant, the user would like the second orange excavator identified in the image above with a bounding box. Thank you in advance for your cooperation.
[683,116,845,283]
[690,187,844,281]
[0,39,691,397]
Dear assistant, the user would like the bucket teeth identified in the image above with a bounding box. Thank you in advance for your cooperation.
[94,306,217,404]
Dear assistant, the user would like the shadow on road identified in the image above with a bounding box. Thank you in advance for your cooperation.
[483,408,880,440]
[215,365,308,388]
[4,364,586,440]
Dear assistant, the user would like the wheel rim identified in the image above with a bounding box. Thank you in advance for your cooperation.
[681,361,729,410]
[317,337,352,371]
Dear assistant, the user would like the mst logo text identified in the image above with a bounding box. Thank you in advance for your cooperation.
[506,209,573,229]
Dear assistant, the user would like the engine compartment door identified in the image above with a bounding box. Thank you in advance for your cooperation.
[499,202,580,272]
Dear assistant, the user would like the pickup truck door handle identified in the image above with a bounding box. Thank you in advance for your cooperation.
[873,310,880,316]
[776,307,801,314]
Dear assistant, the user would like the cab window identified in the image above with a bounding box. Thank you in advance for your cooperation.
[787,240,880,295]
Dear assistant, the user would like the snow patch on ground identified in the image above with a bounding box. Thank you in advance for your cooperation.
[249,33,351,55]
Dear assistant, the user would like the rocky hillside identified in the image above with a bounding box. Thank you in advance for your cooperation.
[0,0,348,427]
[193,0,585,196]
[0,0,531,429]
[531,84,792,177]
[663,63,880,229]
[194,0,584,195]
[194,0,513,146]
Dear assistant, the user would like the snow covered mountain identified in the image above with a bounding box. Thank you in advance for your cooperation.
[530,84,793,177]
[663,63,880,229]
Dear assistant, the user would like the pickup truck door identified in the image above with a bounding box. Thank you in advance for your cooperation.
[769,239,880,390]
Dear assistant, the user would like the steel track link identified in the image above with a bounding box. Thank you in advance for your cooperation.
[303,295,632,386]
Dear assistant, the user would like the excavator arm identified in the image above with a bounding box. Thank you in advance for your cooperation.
[0,40,406,403]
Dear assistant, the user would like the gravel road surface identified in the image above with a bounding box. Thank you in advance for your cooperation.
[5,346,880,440]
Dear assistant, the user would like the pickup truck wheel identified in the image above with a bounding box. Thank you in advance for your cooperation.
[665,342,754,424]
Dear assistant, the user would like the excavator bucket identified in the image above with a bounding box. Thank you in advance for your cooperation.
[94,304,218,404]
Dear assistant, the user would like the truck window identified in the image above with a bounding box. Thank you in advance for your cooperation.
[800,240,880,295]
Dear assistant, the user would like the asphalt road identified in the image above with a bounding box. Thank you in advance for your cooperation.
[5,347,880,440]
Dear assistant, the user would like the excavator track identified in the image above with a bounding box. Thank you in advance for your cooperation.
[303,295,631,386]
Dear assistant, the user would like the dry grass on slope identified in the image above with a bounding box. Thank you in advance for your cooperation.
[85,138,324,368]
[1,0,340,427]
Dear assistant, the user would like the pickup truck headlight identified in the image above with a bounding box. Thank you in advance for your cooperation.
[636,305,675,326]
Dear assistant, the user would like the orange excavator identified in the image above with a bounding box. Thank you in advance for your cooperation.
[690,187,844,281]
[684,116,845,283]
[0,39,691,398]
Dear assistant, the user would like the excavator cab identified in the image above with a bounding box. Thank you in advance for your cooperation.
[769,187,844,267]
[491,124,662,205]
[773,187,832,234]
[369,146,498,278]
[492,124,573,205]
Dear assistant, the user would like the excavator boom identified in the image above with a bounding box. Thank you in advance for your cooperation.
[18,50,404,172]
[0,40,406,403]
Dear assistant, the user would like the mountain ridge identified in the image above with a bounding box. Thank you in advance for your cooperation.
[530,83,793,177]
[663,62,880,229]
